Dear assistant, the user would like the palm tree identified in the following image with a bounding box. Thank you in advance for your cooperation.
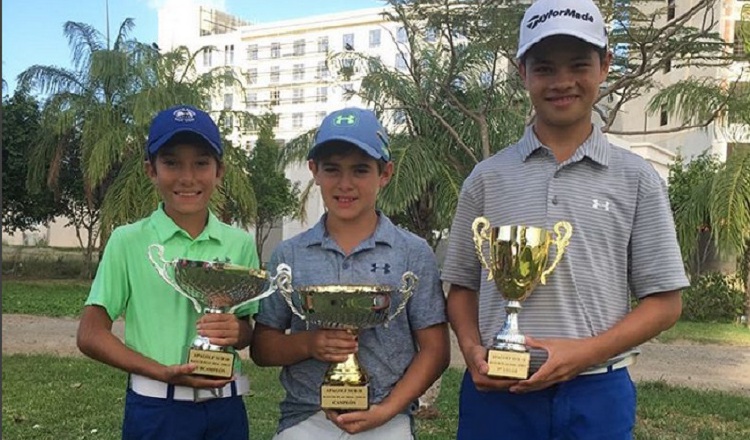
[19,20,256,266]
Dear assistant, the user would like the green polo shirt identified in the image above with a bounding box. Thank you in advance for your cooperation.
[86,204,260,368]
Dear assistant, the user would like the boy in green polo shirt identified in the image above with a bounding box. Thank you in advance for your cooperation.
[77,105,257,439]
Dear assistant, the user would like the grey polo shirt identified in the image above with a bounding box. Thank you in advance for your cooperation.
[441,125,689,370]
[255,213,447,433]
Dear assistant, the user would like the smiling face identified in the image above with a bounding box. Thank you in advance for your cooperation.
[309,144,393,228]
[146,142,224,232]
[519,36,610,133]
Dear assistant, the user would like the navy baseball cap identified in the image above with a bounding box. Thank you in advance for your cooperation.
[307,107,390,161]
[146,105,223,157]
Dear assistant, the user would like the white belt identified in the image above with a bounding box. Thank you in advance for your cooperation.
[579,354,637,376]
[129,374,250,402]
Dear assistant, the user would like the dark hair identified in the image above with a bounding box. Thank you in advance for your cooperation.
[147,132,221,164]
[312,141,387,174]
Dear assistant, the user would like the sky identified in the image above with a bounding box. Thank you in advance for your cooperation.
[2,0,385,94]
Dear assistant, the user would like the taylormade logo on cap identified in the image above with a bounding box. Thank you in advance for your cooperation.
[517,0,607,60]
[527,8,595,29]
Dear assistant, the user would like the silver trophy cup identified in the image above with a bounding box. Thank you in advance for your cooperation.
[277,272,418,411]
[148,244,292,379]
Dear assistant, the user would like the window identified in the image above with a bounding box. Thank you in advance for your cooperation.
[425,27,437,43]
[660,106,668,126]
[203,48,212,67]
[224,93,233,110]
[271,42,281,58]
[342,83,355,93]
[394,110,406,125]
[245,92,257,108]
[317,111,327,123]
[223,114,234,130]
[247,44,258,60]
[293,64,305,80]
[293,39,306,56]
[292,112,303,128]
[246,68,258,85]
[270,66,280,83]
[667,0,675,21]
[318,36,329,53]
[292,88,304,104]
[317,61,329,79]
[343,33,354,50]
[316,86,328,103]
[270,89,280,106]
[396,27,407,44]
[369,29,381,48]
[225,44,234,65]
[395,53,408,71]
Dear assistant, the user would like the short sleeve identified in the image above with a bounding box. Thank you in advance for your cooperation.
[85,228,130,320]
[441,172,484,291]
[405,240,447,330]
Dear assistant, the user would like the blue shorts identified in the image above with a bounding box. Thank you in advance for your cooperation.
[457,368,636,440]
[122,388,249,440]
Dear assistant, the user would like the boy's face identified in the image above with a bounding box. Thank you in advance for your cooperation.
[519,36,611,130]
[145,142,224,222]
[309,148,393,225]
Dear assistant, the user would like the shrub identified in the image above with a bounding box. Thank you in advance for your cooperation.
[681,272,745,322]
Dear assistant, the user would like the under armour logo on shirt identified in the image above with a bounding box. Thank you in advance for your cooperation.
[592,199,610,211]
[371,263,391,274]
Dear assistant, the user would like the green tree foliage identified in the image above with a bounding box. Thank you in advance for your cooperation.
[247,115,301,262]
[2,86,61,233]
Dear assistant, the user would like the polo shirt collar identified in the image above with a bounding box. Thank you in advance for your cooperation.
[518,124,610,167]
[150,203,223,243]
[302,211,396,250]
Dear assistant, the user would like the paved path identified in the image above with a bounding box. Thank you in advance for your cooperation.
[3,314,749,396]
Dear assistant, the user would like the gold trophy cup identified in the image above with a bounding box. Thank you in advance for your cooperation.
[472,217,572,379]
[148,244,292,379]
[278,272,417,411]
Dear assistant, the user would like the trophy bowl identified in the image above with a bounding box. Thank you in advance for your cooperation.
[278,272,417,411]
[148,244,292,380]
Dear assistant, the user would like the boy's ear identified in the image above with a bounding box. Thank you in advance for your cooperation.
[215,160,226,180]
[379,161,394,188]
[144,159,157,182]
[308,159,320,185]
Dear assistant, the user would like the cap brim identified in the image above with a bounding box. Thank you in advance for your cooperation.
[517,30,607,60]
[147,128,222,157]
[307,136,384,161]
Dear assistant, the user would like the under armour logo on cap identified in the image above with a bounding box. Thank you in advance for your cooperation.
[334,113,357,126]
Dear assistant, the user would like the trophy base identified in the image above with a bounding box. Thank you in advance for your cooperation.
[188,348,235,379]
[487,349,530,379]
[320,384,369,411]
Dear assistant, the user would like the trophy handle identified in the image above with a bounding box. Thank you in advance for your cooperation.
[540,221,573,284]
[472,217,494,280]
[276,265,306,320]
[147,244,203,313]
[227,263,293,314]
[386,271,418,324]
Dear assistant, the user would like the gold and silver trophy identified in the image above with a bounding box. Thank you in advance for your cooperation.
[472,217,572,379]
[148,244,292,379]
[277,272,418,411]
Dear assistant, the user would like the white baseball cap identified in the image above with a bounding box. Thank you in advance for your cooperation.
[516,0,608,60]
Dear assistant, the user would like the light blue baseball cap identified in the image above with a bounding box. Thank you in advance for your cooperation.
[308,107,391,161]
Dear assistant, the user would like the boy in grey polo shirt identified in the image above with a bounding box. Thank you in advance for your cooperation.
[442,0,689,439]
[252,107,449,439]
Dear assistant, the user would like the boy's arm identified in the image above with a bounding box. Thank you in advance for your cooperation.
[250,322,357,366]
[77,305,234,389]
[327,323,450,435]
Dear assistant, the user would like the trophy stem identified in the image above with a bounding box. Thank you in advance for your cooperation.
[491,300,527,353]
[324,352,368,386]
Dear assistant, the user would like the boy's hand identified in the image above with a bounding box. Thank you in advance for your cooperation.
[161,363,234,389]
[509,336,596,393]
[324,405,392,435]
[307,329,358,363]
[464,344,520,391]
[197,313,242,347]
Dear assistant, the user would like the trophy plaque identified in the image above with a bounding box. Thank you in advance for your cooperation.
[472,218,572,379]
[277,272,417,411]
[148,244,292,379]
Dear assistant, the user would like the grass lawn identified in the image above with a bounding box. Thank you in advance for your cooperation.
[655,320,750,346]
[1,280,90,317]
[2,355,749,439]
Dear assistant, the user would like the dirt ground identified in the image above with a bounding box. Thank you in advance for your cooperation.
[3,314,749,396]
